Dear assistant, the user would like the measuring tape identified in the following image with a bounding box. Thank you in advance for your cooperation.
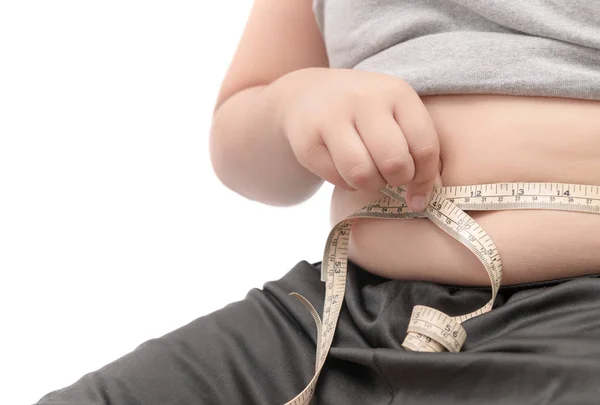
[284,182,600,404]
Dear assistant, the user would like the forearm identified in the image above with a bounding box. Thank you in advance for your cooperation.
[209,82,323,206]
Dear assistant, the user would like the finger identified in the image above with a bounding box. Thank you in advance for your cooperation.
[406,167,443,210]
[404,151,440,211]
[322,123,387,191]
[354,106,415,187]
[292,134,356,190]
[392,86,440,211]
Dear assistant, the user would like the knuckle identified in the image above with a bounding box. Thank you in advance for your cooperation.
[343,90,367,110]
[388,77,411,94]
[295,138,326,167]
[392,77,408,89]
[411,142,440,164]
[378,156,413,179]
[346,163,376,188]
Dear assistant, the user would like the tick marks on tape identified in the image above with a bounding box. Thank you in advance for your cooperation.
[284,182,600,405]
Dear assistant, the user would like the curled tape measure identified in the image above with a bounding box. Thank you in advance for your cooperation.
[284,182,600,405]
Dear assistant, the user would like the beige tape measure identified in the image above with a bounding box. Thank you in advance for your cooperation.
[284,182,600,405]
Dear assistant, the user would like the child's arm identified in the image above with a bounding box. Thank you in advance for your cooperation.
[210,0,441,210]
[210,0,328,206]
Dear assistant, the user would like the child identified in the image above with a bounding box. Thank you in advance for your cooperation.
[37,1,600,404]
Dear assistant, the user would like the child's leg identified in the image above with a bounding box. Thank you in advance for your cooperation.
[35,261,328,405]
[35,260,600,405]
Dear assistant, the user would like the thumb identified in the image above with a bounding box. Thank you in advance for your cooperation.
[406,162,443,212]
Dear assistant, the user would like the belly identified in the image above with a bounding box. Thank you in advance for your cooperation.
[330,94,600,285]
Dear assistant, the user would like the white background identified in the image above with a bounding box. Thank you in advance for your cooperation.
[0,2,333,403]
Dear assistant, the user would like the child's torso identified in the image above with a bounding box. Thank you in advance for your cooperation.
[330,94,600,285]
[321,1,600,284]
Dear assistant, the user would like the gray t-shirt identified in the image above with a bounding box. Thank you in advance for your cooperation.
[313,0,600,100]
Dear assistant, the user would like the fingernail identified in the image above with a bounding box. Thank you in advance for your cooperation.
[411,194,426,211]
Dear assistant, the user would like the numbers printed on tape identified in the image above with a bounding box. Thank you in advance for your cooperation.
[284,182,600,405]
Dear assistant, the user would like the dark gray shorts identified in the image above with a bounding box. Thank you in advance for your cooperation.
[36,260,600,404]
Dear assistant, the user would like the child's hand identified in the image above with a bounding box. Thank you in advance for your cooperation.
[276,67,441,212]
